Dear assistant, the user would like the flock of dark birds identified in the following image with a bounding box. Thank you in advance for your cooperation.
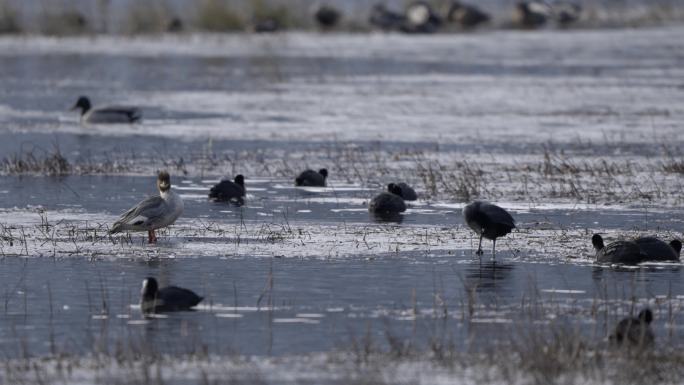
[170,0,584,33]
[68,93,673,348]
[266,0,583,33]
[20,0,583,35]
[363,0,581,33]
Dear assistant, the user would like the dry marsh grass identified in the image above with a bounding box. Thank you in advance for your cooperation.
[195,0,246,32]
[38,9,90,36]
[1,146,71,176]
[1,146,133,176]
[125,1,175,35]
[0,0,19,34]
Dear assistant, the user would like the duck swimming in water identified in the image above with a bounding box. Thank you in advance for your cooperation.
[295,168,328,187]
[633,236,681,262]
[447,1,490,29]
[609,308,654,348]
[591,234,644,265]
[369,183,407,214]
[312,3,342,29]
[71,96,142,124]
[140,277,203,315]
[369,3,407,31]
[209,174,245,204]
[513,1,550,29]
[388,182,417,201]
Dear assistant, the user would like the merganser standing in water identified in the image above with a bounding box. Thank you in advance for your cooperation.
[110,171,183,243]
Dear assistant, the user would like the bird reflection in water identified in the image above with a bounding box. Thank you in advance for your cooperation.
[370,212,404,224]
[591,264,681,284]
[464,260,515,294]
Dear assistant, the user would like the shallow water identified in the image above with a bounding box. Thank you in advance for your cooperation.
[0,255,682,357]
[1,175,683,230]
[0,177,683,357]
[1,29,684,360]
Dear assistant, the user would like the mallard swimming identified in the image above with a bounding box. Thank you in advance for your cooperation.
[71,96,142,124]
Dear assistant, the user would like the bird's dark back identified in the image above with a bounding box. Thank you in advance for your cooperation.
[158,286,203,310]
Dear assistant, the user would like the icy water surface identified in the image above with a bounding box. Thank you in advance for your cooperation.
[1,28,684,360]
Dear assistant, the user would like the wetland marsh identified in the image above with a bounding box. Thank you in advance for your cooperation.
[1,25,684,384]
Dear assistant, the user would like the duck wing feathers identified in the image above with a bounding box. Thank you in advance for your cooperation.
[110,196,167,233]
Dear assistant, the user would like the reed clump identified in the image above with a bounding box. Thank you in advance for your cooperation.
[196,0,245,32]
[125,2,175,34]
[250,0,306,30]
[1,147,71,175]
[0,0,20,34]
[39,9,90,36]
[0,147,133,176]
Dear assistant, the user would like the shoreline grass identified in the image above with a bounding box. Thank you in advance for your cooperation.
[5,347,684,385]
[0,0,682,36]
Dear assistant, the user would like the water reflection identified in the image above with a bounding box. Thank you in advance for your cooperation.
[464,260,515,295]
[370,212,404,223]
[591,264,681,286]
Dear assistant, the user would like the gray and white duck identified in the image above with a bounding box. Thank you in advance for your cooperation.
[110,171,184,244]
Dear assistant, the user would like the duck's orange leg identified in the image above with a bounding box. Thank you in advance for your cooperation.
[148,230,157,244]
